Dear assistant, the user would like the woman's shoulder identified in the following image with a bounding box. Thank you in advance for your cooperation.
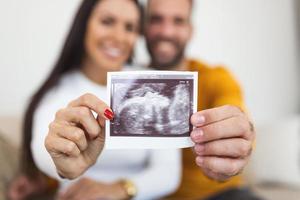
[37,71,83,111]
[37,69,108,113]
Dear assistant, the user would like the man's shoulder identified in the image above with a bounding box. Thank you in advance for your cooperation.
[187,58,232,76]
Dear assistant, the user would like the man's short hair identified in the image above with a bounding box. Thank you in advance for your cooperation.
[146,0,194,14]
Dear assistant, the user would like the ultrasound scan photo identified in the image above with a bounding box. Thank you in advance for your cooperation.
[109,73,195,137]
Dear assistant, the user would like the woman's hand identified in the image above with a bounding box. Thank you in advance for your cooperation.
[7,174,47,200]
[57,178,128,200]
[45,93,114,179]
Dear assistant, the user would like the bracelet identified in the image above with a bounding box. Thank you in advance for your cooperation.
[119,179,137,199]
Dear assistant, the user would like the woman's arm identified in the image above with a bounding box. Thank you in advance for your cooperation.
[58,149,182,200]
[31,96,66,180]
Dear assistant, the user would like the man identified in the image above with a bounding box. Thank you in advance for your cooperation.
[144,0,258,199]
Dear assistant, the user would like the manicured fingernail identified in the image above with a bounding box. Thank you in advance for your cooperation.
[104,109,114,120]
[196,156,204,165]
[195,115,205,126]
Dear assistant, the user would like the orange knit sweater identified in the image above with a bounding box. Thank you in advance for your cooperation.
[165,59,245,200]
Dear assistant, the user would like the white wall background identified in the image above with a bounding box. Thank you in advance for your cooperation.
[0,0,299,123]
[192,0,300,122]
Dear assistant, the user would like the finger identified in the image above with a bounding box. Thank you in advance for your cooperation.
[8,177,30,199]
[191,105,243,127]
[59,178,87,200]
[71,186,91,200]
[45,135,80,157]
[7,186,22,200]
[190,115,251,143]
[194,138,252,158]
[55,107,101,139]
[200,167,231,182]
[58,186,76,200]
[71,179,93,200]
[72,180,105,200]
[68,93,114,120]
[195,156,246,178]
[50,122,88,152]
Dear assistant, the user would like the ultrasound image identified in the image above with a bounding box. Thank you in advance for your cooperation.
[111,79,193,137]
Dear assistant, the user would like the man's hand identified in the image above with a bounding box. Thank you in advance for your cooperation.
[190,105,255,181]
[57,178,128,200]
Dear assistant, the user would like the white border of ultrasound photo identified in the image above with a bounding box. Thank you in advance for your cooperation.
[105,71,198,149]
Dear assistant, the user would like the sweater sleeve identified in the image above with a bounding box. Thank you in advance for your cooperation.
[129,149,182,200]
[211,67,245,110]
[31,93,66,181]
[31,94,182,199]
[31,99,182,199]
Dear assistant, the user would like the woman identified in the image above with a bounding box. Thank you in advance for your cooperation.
[10,0,181,199]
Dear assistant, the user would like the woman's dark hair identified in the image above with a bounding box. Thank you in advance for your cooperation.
[21,0,141,177]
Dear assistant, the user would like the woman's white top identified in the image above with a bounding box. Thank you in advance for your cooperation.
[31,69,181,200]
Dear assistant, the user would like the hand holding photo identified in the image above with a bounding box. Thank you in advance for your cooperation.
[105,71,198,149]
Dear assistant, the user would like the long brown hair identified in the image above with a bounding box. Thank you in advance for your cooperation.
[21,0,142,177]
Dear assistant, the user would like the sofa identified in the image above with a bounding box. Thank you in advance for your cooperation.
[0,115,299,200]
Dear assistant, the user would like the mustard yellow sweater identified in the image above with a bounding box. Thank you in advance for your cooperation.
[166,59,245,200]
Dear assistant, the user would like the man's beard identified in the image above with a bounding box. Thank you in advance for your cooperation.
[146,36,185,70]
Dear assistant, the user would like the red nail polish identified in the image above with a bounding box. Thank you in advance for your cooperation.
[104,109,114,120]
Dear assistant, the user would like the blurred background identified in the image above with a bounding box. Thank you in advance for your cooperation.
[0,0,299,120]
[0,0,299,199]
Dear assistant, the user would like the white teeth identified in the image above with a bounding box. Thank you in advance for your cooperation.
[105,48,122,58]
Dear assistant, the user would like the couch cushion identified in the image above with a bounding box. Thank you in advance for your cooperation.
[0,116,22,146]
[246,114,300,187]
[252,184,300,200]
